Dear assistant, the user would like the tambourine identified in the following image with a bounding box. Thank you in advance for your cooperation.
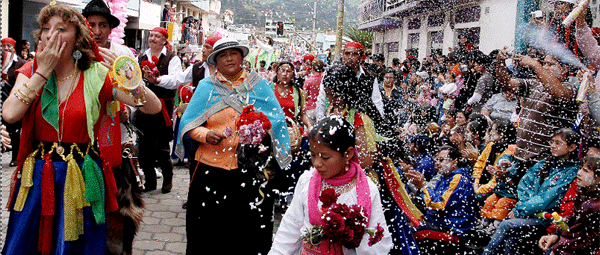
[110,56,144,106]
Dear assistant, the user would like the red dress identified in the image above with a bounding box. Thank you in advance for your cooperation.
[33,71,114,143]
[274,84,296,120]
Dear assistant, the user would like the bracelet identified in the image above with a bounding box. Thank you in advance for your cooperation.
[14,89,32,105]
[22,82,37,95]
[35,71,49,81]
[132,85,148,106]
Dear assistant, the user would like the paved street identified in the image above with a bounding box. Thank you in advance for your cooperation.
[0,152,190,254]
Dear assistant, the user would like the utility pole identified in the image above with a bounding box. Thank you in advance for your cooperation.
[334,0,344,58]
[312,0,317,35]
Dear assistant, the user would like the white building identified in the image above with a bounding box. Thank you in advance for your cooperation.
[357,0,594,67]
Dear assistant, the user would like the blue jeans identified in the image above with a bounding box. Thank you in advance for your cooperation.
[483,218,545,255]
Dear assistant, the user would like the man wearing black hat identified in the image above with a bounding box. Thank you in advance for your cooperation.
[82,0,134,66]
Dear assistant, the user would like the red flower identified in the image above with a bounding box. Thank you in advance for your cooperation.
[322,210,345,237]
[140,60,156,70]
[236,105,272,130]
[319,188,339,209]
[368,223,385,246]
[151,55,159,64]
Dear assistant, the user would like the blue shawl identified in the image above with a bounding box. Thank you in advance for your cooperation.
[175,71,292,169]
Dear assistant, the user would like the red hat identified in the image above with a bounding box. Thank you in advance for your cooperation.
[152,27,168,38]
[204,36,222,47]
[344,41,364,51]
[151,27,172,51]
[303,54,315,62]
[1,38,16,47]
[343,41,366,59]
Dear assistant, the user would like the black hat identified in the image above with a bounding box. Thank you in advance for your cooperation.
[82,0,120,29]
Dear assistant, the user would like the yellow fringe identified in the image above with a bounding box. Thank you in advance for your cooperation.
[63,153,88,241]
[13,150,38,211]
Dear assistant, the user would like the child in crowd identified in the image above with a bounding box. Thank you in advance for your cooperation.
[439,72,457,111]
[269,116,393,255]
[538,155,600,255]
[476,120,518,232]
[483,128,580,255]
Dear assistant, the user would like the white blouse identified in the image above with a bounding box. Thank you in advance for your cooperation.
[269,169,393,255]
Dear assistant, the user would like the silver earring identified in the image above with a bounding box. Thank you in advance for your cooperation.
[72,50,82,60]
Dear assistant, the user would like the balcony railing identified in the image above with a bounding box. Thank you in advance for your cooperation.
[358,0,386,24]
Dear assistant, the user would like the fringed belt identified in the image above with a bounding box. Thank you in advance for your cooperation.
[34,141,100,162]
[12,141,119,255]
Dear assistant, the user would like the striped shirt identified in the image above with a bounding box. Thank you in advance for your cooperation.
[515,79,578,162]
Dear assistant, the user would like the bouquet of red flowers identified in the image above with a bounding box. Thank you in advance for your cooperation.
[301,188,385,249]
[235,105,272,146]
[140,55,161,78]
[230,105,273,178]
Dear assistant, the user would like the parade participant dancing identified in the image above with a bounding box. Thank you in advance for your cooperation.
[1,3,161,255]
[137,26,182,193]
[81,0,143,253]
[175,38,292,254]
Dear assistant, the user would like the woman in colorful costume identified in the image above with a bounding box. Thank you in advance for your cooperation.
[174,38,292,254]
[322,63,421,255]
[1,4,161,255]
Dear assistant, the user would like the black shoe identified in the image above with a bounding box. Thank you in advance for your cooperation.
[9,161,17,167]
[182,201,188,209]
[161,183,172,193]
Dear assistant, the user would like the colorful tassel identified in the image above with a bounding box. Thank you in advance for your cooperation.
[13,151,37,211]
[38,153,55,255]
[63,153,87,241]
[101,156,119,213]
[82,154,105,224]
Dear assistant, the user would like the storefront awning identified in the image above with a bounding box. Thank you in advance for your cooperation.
[358,18,401,31]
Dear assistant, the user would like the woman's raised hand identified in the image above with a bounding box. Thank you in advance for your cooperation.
[35,31,66,75]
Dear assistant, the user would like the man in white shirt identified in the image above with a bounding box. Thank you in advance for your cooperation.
[315,41,384,121]
[136,27,182,194]
[145,35,220,209]
[149,35,221,90]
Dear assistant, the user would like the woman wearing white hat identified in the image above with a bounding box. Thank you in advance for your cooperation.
[175,38,292,254]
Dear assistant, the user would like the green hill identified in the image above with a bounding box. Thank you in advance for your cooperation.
[222,0,360,31]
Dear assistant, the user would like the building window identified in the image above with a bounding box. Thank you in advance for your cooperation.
[428,31,443,56]
[428,13,445,27]
[455,6,481,23]
[407,33,420,57]
[408,18,421,30]
[388,42,399,52]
